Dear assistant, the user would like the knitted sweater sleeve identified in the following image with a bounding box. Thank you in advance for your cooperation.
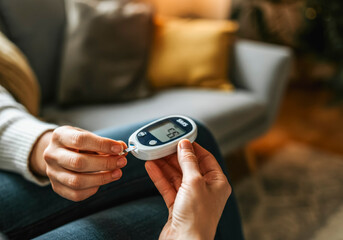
[0,86,57,186]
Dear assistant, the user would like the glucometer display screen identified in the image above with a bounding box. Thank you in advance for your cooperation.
[148,120,186,143]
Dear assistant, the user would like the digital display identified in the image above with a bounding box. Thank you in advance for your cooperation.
[148,120,186,143]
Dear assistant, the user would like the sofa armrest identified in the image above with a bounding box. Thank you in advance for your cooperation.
[232,39,292,126]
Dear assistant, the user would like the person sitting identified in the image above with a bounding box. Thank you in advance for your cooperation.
[0,28,243,239]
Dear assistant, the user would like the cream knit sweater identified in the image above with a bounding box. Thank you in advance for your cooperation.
[0,32,57,186]
[0,86,57,185]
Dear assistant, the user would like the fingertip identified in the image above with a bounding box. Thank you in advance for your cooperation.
[111,168,122,179]
[118,140,128,150]
[145,161,156,172]
[178,139,192,150]
[111,143,123,154]
[117,157,127,168]
[145,161,151,171]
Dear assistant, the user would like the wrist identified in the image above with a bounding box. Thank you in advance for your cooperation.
[29,130,53,177]
[171,225,216,240]
[176,232,205,240]
[175,230,214,240]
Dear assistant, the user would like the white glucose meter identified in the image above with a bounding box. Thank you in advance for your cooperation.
[122,115,197,160]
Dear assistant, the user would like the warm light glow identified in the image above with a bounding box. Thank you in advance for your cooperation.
[150,0,231,19]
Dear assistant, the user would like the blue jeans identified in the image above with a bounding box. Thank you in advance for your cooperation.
[0,120,243,240]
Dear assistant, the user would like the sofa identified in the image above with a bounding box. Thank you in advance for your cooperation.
[0,0,292,157]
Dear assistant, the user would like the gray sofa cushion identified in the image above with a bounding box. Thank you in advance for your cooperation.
[0,0,65,103]
[42,40,291,156]
[43,89,265,145]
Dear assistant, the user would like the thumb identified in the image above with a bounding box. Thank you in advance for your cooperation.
[177,140,201,181]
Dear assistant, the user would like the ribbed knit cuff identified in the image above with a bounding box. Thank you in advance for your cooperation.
[0,112,57,186]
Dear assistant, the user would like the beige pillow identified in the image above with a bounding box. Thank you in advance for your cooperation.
[0,32,40,115]
[148,17,238,91]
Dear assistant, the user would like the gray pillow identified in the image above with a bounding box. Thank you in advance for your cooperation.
[58,0,153,105]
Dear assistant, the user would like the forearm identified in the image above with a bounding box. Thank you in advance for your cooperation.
[0,109,57,185]
[0,86,57,185]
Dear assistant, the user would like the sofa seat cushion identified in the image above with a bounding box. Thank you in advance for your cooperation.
[42,89,265,143]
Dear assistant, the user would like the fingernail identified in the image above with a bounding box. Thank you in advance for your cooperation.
[180,140,193,150]
[117,157,127,168]
[111,144,123,154]
[112,169,122,179]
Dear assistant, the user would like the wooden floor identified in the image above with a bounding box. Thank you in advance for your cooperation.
[227,83,343,182]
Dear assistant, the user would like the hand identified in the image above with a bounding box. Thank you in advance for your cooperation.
[30,126,127,201]
[145,140,231,240]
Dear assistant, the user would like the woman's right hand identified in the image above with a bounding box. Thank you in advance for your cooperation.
[145,140,231,240]
[30,126,127,201]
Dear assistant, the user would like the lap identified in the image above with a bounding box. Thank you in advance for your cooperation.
[0,121,157,239]
[0,119,243,240]
[34,195,168,240]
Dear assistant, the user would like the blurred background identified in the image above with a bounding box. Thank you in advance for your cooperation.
[1,0,342,238]
[153,0,343,239]
[230,0,343,239]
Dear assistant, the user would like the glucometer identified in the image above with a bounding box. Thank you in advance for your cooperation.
[121,115,197,160]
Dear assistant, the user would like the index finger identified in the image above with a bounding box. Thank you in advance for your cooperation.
[193,142,223,175]
[54,127,126,154]
[145,161,176,208]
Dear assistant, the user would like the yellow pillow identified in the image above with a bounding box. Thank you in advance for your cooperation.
[148,17,238,91]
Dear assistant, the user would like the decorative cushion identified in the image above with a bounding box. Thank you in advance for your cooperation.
[0,32,40,115]
[58,0,153,106]
[148,17,238,91]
